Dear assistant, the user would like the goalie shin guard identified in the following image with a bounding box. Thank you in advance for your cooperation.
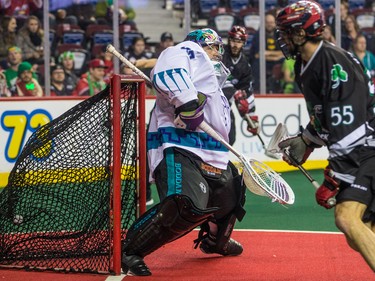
[122,194,218,257]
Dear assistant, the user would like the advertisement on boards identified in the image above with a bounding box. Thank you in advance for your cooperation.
[0,96,328,186]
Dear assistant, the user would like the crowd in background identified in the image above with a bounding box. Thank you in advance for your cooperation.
[0,0,374,97]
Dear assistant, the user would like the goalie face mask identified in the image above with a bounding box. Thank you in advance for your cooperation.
[185,28,224,59]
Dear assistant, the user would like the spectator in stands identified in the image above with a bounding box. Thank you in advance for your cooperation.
[0,71,11,97]
[326,1,349,37]
[342,14,361,52]
[0,16,18,68]
[95,0,136,25]
[125,36,153,64]
[53,8,78,26]
[352,34,375,82]
[154,32,175,58]
[0,0,43,20]
[96,45,114,78]
[13,61,43,97]
[58,51,78,88]
[249,12,284,93]
[16,15,44,65]
[73,58,108,96]
[50,64,74,96]
[4,46,23,92]
[124,36,154,77]
[322,25,336,44]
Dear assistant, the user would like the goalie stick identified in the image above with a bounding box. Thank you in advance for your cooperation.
[107,44,295,205]
[266,123,336,207]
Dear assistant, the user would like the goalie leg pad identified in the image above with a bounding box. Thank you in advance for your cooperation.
[122,194,218,257]
[195,213,242,256]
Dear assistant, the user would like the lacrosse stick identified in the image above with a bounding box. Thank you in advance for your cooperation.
[107,44,295,205]
[244,114,280,159]
[106,44,153,85]
[200,121,294,205]
[266,123,336,206]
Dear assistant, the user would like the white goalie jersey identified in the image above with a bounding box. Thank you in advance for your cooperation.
[147,41,231,180]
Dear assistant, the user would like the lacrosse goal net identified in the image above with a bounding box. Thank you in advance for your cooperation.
[0,74,147,275]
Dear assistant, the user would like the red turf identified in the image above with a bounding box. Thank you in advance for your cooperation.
[1,230,373,281]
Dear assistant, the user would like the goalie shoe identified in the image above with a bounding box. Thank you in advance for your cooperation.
[122,254,151,276]
[199,236,243,256]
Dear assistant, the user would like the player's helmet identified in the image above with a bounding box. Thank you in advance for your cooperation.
[185,28,224,54]
[276,0,325,59]
[276,0,325,38]
[228,25,248,42]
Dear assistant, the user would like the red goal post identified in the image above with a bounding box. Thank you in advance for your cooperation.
[0,74,147,275]
[111,74,147,274]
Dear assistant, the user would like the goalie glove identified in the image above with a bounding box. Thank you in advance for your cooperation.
[174,93,207,131]
[278,133,314,166]
[316,168,339,209]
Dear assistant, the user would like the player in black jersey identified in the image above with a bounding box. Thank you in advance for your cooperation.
[222,25,258,145]
[276,0,375,271]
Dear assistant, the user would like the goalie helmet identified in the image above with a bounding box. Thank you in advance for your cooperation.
[276,0,325,38]
[228,25,248,42]
[185,28,223,51]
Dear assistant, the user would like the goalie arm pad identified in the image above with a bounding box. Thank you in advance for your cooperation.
[174,93,207,131]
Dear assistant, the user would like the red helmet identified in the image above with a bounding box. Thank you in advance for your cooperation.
[228,25,248,42]
[276,0,326,38]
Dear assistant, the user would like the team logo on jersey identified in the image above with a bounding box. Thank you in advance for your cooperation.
[331,64,348,89]
[199,182,207,193]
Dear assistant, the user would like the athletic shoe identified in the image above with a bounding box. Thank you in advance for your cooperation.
[122,254,151,276]
[199,237,243,256]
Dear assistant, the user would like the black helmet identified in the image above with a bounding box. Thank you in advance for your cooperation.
[276,0,326,38]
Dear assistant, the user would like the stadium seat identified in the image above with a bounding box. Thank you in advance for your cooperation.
[85,24,112,39]
[229,0,250,14]
[55,23,83,39]
[119,23,138,35]
[317,0,334,10]
[348,0,366,11]
[239,7,260,31]
[198,0,219,19]
[208,7,238,37]
[121,32,144,52]
[71,49,90,76]
[265,0,278,11]
[352,8,375,29]
[56,43,82,55]
[62,30,85,45]
[92,31,114,45]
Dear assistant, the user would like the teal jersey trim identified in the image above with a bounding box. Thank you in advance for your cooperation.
[147,126,228,152]
[165,147,177,196]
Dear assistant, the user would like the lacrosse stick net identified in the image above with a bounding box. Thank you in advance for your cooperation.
[241,156,295,204]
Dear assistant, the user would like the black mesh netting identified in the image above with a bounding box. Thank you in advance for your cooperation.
[0,83,139,273]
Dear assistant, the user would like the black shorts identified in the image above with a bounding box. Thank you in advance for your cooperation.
[153,147,239,220]
[335,147,375,222]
